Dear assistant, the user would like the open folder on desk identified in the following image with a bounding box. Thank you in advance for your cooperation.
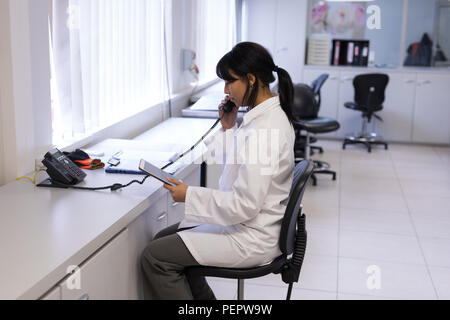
[105,150,182,175]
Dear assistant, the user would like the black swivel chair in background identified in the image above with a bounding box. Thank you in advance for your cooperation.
[342,73,389,153]
[292,75,340,186]
[186,160,314,300]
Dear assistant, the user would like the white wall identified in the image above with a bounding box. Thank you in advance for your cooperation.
[243,0,308,83]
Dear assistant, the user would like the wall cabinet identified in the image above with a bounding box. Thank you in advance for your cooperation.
[303,67,450,145]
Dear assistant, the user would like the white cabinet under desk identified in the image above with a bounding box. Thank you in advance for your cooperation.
[302,66,450,145]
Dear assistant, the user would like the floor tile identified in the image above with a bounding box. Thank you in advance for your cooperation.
[405,194,450,222]
[243,283,336,300]
[393,162,450,182]
[305,205,339,230]
[340,176,403,195]
[419,237,450,268]
[340,191,409,213]
[307,226,338,257]
[340,207,416,236]
[337,293,393,300]
[338,257,437,299]
[206,278,237,300]
[412,218,450,239]
[428,266,450,300]
[340,162,396,180]
[339,230,426,265]
[399,179,450,198]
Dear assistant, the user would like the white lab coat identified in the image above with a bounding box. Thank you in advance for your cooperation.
[177,96,295,268]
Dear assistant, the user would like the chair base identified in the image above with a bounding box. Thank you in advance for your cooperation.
[311,160,336,186]
[343,132,388,153]
[294,159,337,186]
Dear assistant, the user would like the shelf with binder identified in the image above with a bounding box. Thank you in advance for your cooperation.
[331,39,370,67]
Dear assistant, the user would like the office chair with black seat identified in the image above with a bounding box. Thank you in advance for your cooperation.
[295,74,330,156]
[292,79,340,186]
[342,73,389,153]
[186,160,314,300]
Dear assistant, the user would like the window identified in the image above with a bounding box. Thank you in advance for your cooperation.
[50,0,168,144]
[193,0,237,83]
[49,0,237,146]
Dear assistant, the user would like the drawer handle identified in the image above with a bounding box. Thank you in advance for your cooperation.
[403,79,415,84]
[329,76,338,80]
[79,293,89,300]
[172,202,180,207]
[157,213,167,221]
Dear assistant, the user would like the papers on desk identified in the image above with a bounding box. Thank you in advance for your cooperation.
[105,150,182,175]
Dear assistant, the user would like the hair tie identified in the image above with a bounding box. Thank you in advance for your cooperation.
[273,65,279,72]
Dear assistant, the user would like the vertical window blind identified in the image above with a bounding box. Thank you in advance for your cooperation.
[50,0,236,143]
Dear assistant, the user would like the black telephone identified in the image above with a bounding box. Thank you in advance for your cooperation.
[221,99,236,114]
[42,148,86,185]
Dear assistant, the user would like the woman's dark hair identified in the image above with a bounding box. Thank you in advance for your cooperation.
[216,42,294,123]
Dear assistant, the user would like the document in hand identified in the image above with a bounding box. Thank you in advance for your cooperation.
[139,159,176,186]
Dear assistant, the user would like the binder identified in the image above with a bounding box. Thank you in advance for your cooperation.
[347,42,354,65]
[331,39,370,66]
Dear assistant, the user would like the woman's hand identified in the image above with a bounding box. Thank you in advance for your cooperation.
[218,97,239,131]
[163,177,188,203]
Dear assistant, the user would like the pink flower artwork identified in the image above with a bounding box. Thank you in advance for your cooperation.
[311,2,330,28]
[353,3,366,28]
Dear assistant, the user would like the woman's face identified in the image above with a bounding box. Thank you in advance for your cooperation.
[223,70,250,107]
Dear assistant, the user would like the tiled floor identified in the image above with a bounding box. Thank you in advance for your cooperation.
[207,140,450,300]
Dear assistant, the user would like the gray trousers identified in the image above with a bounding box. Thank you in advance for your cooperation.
[140,223,216,300]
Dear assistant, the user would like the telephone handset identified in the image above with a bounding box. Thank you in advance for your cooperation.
[221,99,236,114]
[42,148,86,185]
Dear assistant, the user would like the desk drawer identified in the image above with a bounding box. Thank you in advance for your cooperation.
[59,228,130,300]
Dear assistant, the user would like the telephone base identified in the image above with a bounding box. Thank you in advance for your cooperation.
[36,178,70,189]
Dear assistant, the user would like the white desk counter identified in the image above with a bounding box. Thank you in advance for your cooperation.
[0,117,219,300]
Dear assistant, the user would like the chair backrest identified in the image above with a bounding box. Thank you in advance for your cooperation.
[353,73,389,112]
[310,73,329,107]
[291,84,317,119]
[279,160,314,255]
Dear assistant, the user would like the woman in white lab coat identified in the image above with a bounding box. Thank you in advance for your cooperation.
[141,42,295,300]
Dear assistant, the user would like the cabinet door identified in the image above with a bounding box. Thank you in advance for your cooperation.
[126,193,168,299]
[303,69,341,137]
[412,74,450,144]
[60,228,130,300]
[377,73,416,142]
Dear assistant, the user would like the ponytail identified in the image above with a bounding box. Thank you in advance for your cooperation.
[275,66,294,124]
[216,42,295,124]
